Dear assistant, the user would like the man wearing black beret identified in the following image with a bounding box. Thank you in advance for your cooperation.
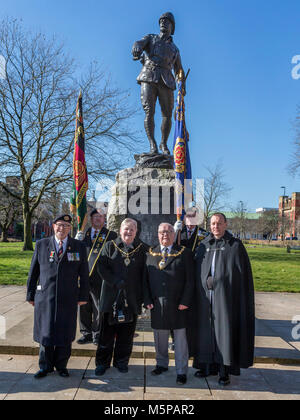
[27,214,90,379]
[76,209,117,345]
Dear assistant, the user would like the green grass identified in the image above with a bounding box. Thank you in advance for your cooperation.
[0,243,299,292]
[0,242,34,285]
[246,245,300,292]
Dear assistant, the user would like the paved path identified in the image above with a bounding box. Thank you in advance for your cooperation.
[0,286,300,400]
[1,355,300,400]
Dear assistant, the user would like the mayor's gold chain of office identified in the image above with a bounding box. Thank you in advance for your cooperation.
[112,241,143,266]
[149,246,186,270]
[149,246,185,258]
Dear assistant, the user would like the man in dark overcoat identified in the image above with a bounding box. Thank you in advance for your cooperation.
[191,213,255,386]
[76,209,117,345]
[144,223,194,385]
[94,218,148,376]
[27,215,89,379]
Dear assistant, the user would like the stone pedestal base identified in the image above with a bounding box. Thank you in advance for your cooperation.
[107,166,176,246]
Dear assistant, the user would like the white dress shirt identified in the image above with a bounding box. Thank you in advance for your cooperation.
[91,227,100,239]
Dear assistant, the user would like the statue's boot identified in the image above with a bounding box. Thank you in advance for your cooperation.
[159,141,170,155]
[150,140,159,154]
[144,116,158,154]
[159,117,171,155]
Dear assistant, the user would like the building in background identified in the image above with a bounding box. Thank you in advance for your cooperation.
[279,192,300,239]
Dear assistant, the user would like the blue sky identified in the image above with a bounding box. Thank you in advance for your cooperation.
[1,0,300,211]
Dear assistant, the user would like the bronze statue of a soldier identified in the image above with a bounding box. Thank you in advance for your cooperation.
[132,12,185,155]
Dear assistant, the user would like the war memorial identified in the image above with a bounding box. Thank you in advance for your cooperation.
[0,11,300,404]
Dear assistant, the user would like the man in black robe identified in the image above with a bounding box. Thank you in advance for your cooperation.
[191,213,255,386]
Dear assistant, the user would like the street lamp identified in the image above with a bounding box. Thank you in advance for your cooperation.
[280,186,286,240]
[239,201,245,239]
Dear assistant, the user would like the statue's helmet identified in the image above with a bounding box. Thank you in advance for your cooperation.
[159,12,175,35]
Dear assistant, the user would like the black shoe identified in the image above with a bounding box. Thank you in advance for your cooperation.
[176,374,187,385]
[114,365,128,373]
[95,365,108,376]
[218,375,230,386]
[34,369,54,379]
[77,335,93,345]
[151,366,168,376]
[57,368,69,378]
[93,339,99,346]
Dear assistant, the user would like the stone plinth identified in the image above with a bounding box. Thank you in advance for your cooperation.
[107,166,177,246]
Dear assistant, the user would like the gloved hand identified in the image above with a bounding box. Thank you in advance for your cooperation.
[75,231,85,241]
[174,220,183,233]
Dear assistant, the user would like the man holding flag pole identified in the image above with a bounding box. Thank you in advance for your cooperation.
[172,69,193,242]
[71,91,117,346]
[173,72,209,251]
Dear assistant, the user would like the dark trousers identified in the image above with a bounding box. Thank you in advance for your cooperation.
[39,344,72,371]
[79,282,101,339]
[95,313,137,368]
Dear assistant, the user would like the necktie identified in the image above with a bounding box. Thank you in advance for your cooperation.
[188,230,192,239]
[58,241,64,259]
[163,247,168,258]
[93,230,99,240]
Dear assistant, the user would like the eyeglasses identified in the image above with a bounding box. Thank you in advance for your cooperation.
[55,224,71,229]
[158,231,174,235]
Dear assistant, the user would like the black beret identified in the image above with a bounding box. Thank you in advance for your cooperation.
[90,208,105,217]
[90,209,98,217]
[53,214,72,224]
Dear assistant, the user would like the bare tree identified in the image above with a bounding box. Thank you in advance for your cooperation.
[229,202,249,239]
[0,186,22,242]
[256,210,279,241]
[195,162,232,230]
[0,19,140,250]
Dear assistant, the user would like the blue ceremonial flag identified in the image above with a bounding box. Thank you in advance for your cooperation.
[173,77,192,221]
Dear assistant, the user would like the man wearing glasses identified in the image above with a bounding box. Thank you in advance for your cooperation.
[27,214,89,379]
[143,223,194,385]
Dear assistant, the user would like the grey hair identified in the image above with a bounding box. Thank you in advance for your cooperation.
[120,218,138,229]
[158,222,175,233]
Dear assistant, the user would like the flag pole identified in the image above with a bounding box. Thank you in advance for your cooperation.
[173,69,192,245]
[70,90,88,237]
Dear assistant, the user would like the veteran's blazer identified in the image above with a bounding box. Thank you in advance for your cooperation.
[26,236,90,347]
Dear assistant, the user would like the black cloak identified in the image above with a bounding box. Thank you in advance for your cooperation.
[189,231,255,374]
